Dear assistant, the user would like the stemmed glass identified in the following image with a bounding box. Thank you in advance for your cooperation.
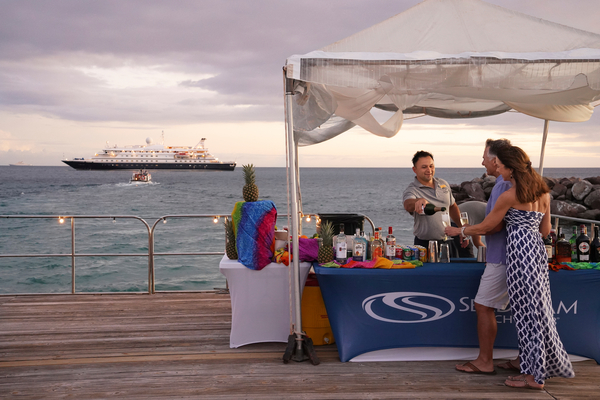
[441,211,451,241]
[460,212,469,227]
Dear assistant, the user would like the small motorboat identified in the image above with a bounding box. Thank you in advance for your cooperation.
[130,170,152,183]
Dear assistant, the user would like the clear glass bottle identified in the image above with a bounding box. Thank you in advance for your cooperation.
[370,228,384,260]
[336,223,347,264]
[352,228,367,262]
[385,226,396,260]
[576,224,591,262]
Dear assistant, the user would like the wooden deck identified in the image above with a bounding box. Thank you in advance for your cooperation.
[1,292,599,399]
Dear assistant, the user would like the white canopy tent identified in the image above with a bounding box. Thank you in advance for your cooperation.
[282,0,600,361]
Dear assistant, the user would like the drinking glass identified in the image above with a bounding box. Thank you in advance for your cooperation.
[441,211,450,241]
[460,211,469,227]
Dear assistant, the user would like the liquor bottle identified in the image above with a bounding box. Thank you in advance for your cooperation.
[352,228,367,262]
[576,224,591,262]
[385,226,396,260]
[555,227,571,264]
[336,223,347,264]
[370,228,384,260]
[543,234,553,263]
[569,226,578,261]
[591,226,600,263]
[550,228,557,260]
[420,203,447,215]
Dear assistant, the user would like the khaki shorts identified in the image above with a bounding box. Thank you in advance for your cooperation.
[474,262,509,310]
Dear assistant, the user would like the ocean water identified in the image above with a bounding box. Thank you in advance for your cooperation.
[1,165,599,294]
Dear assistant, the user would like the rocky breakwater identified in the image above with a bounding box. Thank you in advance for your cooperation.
[451,175,600,221]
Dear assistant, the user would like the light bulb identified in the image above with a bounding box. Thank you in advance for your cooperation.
[213,216,219,223]
[58,217,65,224]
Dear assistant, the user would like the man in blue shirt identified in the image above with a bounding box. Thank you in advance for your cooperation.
[456,139,513,375]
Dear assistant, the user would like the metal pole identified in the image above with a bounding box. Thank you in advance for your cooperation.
[285,74,304,360]
[71,217,76,294]
[149,221,155,294]
[538,119,549,176]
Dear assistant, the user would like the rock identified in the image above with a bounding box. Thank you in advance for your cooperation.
[578,209,600,220]
[461,182,486,202]
[584,176,600,185]
[543,176,557,189]
[551,200,587,217]
[550,183,567,198]
[482,176,496,190]
[559,178,574,188]
[450,184,461,192]
[556,195,566,200]
[566,188,573,201]
[584,190,600,209]
[471,177,484,184]
[453,192,470,202]
[572,180,593,200]
[483,186,493,198]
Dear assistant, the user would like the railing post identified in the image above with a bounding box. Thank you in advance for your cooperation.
[71,217,76,294]
[149,224,155,294]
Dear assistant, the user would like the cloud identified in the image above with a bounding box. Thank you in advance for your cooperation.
[0,0,599,167]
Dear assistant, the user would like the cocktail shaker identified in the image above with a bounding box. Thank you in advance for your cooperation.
[439,243,450,263]
[477,246,487,263]
[428,240,439,263]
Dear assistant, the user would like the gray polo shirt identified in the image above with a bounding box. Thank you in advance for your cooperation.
[402,177,455,240]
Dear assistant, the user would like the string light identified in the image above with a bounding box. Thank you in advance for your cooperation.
[306,215,311,222]
[213,216,220,224]
[163,218,167,224]
[58,217,65,224]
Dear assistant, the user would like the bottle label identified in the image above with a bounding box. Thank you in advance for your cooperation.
[545,245,552,261]
[579,242,590,261]
[337,242,347,258]
[354,242,364,257]
[386,245,395,258]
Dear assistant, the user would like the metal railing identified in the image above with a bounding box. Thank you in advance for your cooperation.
[0,212,375,295]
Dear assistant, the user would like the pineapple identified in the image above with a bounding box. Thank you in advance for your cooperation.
[318,221,334,263]
[242,164,259,202]
[224,218,238,260]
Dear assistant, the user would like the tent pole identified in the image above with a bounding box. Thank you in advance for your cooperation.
[284,75,304,361]
[538,119,549,177]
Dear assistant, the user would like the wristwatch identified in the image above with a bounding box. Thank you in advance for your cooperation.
[461,226,467,238]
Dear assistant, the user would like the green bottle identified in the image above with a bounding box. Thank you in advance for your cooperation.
[569,226,578,262]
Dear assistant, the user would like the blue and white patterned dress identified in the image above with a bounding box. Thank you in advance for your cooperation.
[505,208,575,384]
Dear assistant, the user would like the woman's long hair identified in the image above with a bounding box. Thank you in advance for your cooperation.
[496,145,549,204]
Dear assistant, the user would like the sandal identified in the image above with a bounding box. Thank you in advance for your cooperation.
[504,377,544,390]
[497,360,520,371]
[455,361,496,375]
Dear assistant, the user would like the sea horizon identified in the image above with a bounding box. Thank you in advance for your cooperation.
[2,165,600,294]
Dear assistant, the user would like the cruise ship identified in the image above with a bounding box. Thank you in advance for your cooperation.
[62,137,236,171]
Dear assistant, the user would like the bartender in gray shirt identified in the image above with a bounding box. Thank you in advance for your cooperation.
[402,151,467,256]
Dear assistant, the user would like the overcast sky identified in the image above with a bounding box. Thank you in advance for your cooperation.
[1,0,599,168]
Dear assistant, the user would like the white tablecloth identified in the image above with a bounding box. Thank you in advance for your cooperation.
[219,255,311,348]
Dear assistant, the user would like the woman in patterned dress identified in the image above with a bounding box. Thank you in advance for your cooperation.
[446,145,574,390]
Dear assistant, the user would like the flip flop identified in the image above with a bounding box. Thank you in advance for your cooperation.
[456,361,497,375]
[504,377,544,390]
[497,360,520,371]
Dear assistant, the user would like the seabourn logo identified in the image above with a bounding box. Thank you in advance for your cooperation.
[362,292,455,323]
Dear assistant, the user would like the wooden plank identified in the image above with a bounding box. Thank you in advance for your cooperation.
[1,293,599,399]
